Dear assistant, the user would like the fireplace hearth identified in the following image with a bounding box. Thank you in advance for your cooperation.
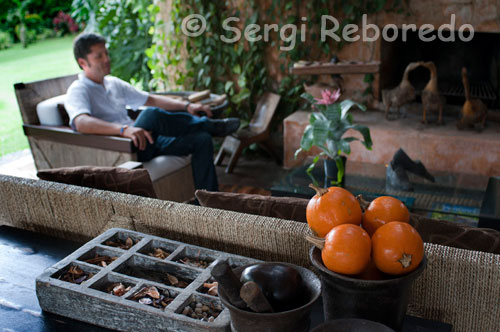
[380,31,500,108]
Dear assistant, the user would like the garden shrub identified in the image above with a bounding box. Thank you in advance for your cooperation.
[0,31,12,50]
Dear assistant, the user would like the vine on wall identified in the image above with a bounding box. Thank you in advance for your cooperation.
[147,0,407,123]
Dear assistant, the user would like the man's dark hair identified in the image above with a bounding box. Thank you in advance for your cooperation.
[73,32,106,69]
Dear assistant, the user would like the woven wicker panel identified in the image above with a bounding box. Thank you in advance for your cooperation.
[409,243,500,332]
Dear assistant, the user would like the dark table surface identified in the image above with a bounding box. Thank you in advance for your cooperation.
[0,225,452,332]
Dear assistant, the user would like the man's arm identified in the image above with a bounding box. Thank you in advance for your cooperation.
[73,114,153,151]
[144,94,213,117]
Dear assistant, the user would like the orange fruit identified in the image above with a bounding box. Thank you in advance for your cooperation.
[362,196,410,236]
[372,221,424,275]
[321,224,371,275]
[306,185,362,237]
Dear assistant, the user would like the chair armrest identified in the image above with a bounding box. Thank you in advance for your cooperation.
[117,161,143,169]
[23,124,135,153]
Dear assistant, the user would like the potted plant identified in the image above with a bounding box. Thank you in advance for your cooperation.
[294,89,373,186]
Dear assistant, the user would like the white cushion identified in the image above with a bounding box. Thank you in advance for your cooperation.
[36,94,66,126]
[143,155,192,181]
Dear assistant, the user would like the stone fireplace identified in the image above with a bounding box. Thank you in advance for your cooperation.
[380,30,500,107]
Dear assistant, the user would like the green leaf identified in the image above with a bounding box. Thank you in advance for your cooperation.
[311,119,330,146]
[349,124,373,150]
[233,64,241,74]
[340,100,365,120]
[363,73,374,83]
[301,92,317,105]
[231,88,251,104]
[338,140,351,155]
[322,103,341,121]
[299,125,314,151]
[224,81,234,93]
[343,137,359,143]
[237,75,247,88]
[325,140,337,158]
[294,147,303,159]
[335,156,345,184]
[306,155,322,175]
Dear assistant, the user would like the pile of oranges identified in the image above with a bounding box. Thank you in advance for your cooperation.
[306,185,424,278]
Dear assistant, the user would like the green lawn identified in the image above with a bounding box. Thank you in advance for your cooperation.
[0,36,80,157]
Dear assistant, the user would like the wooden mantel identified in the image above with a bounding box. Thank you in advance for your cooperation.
[290,61,381,76]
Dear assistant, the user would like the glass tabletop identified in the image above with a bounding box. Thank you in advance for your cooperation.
[269,161,498,228]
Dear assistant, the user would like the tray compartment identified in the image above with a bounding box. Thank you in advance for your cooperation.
[127,284,178,310]
[177,294,224,323]
[172,246,218,269]
[77,246,122,267]
[89,273,136,297]
[196,277,218,297]
[101,230,142,250]
[114,254,199,288]
[50,262,100,285]
[137,239,178,260]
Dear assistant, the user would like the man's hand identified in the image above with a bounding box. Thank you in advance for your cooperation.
[187,103,213,117]
[122,126,154,151]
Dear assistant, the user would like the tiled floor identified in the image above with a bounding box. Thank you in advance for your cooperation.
[0,149,38,179]
[0,149,286,191]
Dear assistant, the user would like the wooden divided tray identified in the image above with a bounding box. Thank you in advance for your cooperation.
[36,228,259,332]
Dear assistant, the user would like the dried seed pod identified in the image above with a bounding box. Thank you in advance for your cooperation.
[145,286,160,299]
[112,283,126,296]
[139,298,152,305]
[207,285,218,296]
[177,281,189,288]
[125,237,133,248]
[167,274,179,286]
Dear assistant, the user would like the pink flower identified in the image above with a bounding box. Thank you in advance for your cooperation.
[315,89,341,105]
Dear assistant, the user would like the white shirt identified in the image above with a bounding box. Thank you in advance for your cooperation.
[65,73,149,128]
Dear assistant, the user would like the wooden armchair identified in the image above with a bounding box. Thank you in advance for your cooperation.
[215,92,281,173]
[14,74,195,202]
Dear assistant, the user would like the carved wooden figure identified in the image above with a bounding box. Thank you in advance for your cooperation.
[421,61,446,125]
[457,67,487,131]
[382,61,421,120]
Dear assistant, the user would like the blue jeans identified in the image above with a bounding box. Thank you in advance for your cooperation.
[134,108,218,191]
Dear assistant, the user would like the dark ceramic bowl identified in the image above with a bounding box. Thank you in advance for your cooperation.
[310,318,395,332]
[219,262,321,332]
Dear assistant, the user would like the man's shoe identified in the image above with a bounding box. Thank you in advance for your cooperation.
[208,118,240,137]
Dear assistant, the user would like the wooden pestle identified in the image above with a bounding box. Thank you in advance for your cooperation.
[240,281,274,313]
[210,260,247,309]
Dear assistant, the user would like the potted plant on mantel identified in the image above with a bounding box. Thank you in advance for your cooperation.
[294,89,373,186]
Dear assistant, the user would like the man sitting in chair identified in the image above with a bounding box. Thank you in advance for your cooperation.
[65,32,239,191]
